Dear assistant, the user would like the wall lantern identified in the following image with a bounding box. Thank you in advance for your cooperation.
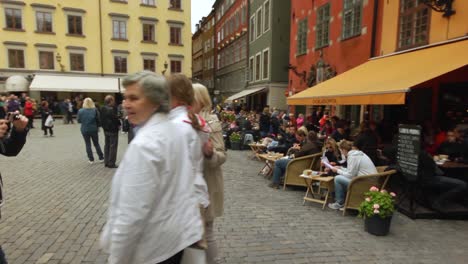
[423,0,455,17]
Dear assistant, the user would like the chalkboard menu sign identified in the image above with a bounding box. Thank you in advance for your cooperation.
[397,124,421,181]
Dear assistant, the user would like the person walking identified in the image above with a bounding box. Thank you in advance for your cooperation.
[66,99,74,124]
[40,101,54,136]
[192,83,226,264]
[100,95,120,168]
[100,71,204,264]
[23,97,34,129]
[77,98,104,164]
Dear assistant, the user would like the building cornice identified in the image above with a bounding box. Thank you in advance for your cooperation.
[139,16,159,22]
[168,54,184,59]
[34,43,57,48]
[66,46,87,51]
[166,20,185,25]
[140,52,158,56]
[62,7,86,13]
[108,13,129,19]
[30,3,56,9]
[111,49,130,54]
[0,0,25,6]
[3,41,27,46]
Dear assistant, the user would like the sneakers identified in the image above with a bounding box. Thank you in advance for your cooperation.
[268,183,280,189]
[98,159,104,163]
[328,202,344,210]
[88,160,94,164]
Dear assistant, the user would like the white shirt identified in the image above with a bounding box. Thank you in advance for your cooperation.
[100,113,203,264]
[337,150,377,179]
[169,106,210,208]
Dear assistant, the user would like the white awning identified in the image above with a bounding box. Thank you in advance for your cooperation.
[30,74,121,93]
[225,87,265,102]
[6,75,29,92]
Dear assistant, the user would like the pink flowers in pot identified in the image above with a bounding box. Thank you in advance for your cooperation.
[358,186,397,219]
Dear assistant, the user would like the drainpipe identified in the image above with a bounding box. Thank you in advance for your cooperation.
[98,0,104,76]
[370,0,379,58]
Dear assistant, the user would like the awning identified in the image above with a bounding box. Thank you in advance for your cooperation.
[30,74,121,93]
[288,39,468,105]
[225,87,265,102]
[6,75,29,92]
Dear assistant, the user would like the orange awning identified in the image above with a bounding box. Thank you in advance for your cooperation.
[287,39,468,105]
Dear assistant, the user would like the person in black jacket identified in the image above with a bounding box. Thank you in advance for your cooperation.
[0,113,28,264]
[259,107,270,138]
[100,95,120,168]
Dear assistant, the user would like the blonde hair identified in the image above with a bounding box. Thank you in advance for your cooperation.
[193,83,212,118]
[297,126,308,136]
[338,140,353,152]
[82,97,95,109]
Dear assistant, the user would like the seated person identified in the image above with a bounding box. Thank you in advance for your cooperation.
[268,131,321,189]
[437,129,467,162]
[419,150,467,212]
[328,140,378,210]
[268,126,298,154]
[331,122,347,142]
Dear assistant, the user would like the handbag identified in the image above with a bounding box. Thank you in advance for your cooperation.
[180,247,206,264]
[45,114,54,127]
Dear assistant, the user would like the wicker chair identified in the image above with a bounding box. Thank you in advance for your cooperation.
[282,153,322,190]
[342,169,397,216]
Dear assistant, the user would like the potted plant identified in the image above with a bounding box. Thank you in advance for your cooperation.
[358,186,396,236]
[229,132,242,150]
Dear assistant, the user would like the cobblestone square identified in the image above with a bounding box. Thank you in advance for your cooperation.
[0,123,467,263]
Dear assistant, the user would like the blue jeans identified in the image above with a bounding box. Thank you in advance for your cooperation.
[272,158,292,184]
[82,131,104,162]
[334,175,351,204]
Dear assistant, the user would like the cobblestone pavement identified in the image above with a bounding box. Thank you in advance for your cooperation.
[1,123,468,264]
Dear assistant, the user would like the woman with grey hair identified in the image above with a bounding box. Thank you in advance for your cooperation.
[77,98,104,164]
[100,71,204,264]
[192,83,226,264]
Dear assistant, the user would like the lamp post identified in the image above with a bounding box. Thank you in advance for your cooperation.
[55,52,65,72]
[423,0,455,17]
[162,61,168,75]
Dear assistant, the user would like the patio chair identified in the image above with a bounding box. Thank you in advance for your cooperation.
[283,153,322,190]
[342,169,397,216]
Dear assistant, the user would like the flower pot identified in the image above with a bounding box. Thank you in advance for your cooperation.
[230,141,241,150]
[364,215,392,236]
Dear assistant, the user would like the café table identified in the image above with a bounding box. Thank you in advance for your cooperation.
[437,161,468,169]
[248,143,266,160]
[257,153,284,178]
[300,173,334,209]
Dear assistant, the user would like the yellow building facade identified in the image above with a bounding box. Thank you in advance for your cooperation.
[0,0,192,97]
[379,0,468,55]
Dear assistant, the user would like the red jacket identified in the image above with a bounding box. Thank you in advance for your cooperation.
[24,101,34,116]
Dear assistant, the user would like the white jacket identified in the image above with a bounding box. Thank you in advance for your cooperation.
[337,150,377,179]
[100,113,203,264]
[169,106,210,208]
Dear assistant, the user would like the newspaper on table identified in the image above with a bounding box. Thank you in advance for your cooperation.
[321,156,334,170]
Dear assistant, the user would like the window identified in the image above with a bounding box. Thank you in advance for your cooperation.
[5,8,22,30]
[113,20,127,39]
[398,0,429,49]
[68,15,83,35]
[250,16,255,42]
[39,51,54,70]
[70,53,84,71]
[170,0,181,9]
[255,53,261,81]
[264,0,270,32]
[170,60,181,73]
[141,0,155,5]
[316,3,330,49]
[114,56,127,73]
[249,57,254,82]
[142,24,155,41]
[8,49,24,68]
[143,59,155,71]
[342,0,362,39]
[297,18,307,56]
[36,11,53,33]
[256,8,262,38]
[241,6,246,24]
[262,49,269,79]
[170,27,181,44]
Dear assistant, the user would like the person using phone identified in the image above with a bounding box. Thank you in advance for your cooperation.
[0,112,28,264]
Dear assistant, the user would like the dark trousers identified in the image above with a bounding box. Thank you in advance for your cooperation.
[66,112,74,124]
[26,115,34,128]
[43,127,53,136]
[429,176,468,206]
[0,246,7,264]
[157,250,183,264]
[82,132,104,162]
[104,132,118,166]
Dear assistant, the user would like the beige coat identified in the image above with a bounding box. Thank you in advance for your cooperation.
[203,114,226,222]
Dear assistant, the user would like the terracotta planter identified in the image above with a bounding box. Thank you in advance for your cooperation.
[364,215,392,236]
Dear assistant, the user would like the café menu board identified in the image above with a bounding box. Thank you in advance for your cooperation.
[397,124,421,181]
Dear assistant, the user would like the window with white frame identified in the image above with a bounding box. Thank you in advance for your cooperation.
[250,15,255,42]
[170,0,181,9]
[114,55,127,73]
[316,3,330,49]
[36,11,53,33]
[255,53,261,81]
[8,49,25,68]
[70,53,85,71]
[249,56,254,82]
[141,0,155,6]
[39,51,54,69]
[342,0,362,40]
[256,8,262,38]
[262,49,269,79]
[263,0,270,32]
[113,20,127,39]
[5,8,22,30]
[296,18,307,56]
